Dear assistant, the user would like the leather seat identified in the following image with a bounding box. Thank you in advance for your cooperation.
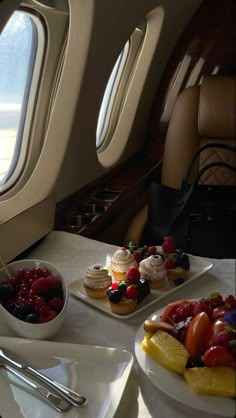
[125,75,236,245]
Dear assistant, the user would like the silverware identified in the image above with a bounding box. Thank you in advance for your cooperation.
[0,348,87,408]
[1,364,71,412]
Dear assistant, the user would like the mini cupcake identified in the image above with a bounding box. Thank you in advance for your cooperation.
[139,255,167,289]
[83,264,112,298]
[110,248,138,281]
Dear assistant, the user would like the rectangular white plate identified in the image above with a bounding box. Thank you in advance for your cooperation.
[69,255,213,319]
[0,337,133,418]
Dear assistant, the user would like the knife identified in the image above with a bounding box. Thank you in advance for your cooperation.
[0,347,87,407]
[1,364,71,412]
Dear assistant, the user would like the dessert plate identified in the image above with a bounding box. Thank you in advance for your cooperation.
[0,336,133,418]
[69,255,213,319]
[134,306,235,417]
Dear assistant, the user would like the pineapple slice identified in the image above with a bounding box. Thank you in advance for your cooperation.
[184,367,236,397]
[141,330,189,374]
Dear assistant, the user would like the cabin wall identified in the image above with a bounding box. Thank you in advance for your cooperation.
[55,0,203,201]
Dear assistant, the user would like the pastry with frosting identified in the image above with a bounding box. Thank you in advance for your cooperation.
[83,264,112,298]
[139,255,167,289]
[110,248,138,281]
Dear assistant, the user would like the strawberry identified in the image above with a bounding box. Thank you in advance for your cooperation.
[31,277,49,294]
[164,258,176,270]
[162,236,176,253]
[125,285,138,300]
[203,345,236,368]
[126,267,140,283]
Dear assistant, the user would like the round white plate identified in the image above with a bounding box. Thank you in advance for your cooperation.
[134,305,236,417]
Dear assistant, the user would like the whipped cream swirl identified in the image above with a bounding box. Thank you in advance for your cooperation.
[139,255,167,281]
[84,264,111,288]
[111,249,138,272]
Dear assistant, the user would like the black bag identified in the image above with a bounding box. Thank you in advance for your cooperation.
[144,143,236,258]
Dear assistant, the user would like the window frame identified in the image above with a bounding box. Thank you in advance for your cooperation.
[0,9,46,193]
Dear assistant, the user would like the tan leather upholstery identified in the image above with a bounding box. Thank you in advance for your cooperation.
[125,75,236,245]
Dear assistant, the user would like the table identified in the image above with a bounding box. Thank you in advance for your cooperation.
[1,231,235,418]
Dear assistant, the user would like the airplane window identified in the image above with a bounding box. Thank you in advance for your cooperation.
[0,11,44,189]
[96,41,129,148]
[96,24,146,150]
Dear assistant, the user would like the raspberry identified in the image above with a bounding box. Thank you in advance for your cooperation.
[164,258,176,269]
[31,277,49,294]
[193,301,212,318]
[132,251,143,263]
[46,275,62,289]
[147,246,157,255]
[125,286,138,300]
[49,297,64,312]
[120,247,126,251]
[111,282,119,290]
[39,309,57,323]
[162,236,176,253]
[126,267,140,283]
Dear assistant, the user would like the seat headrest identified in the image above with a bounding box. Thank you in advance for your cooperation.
[198,76,236,139]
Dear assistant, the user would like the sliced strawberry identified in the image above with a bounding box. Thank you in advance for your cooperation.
[161,299,188,323]
[203,346,236,368]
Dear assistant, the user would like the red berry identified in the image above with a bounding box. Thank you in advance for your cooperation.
[33,267,45,277]
[147,246,157,255]
[162,236,176,253]
[193,301,212,318]
[49,297,64,312]
[39,310,57,323]
[212,306,230,321]
[120,247,126,251]
[31,277,49,294]
[125,286,138,300]
[132,251,143,263]
[46,275,62,289]
[111,282,119,290]
[34,296,47,312]
[164,258,176,270]
[203,345,236,368]
[126,267,140,283]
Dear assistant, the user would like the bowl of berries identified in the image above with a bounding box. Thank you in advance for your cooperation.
[0,259,69,339]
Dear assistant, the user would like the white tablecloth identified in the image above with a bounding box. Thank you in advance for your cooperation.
[1,231,235,418]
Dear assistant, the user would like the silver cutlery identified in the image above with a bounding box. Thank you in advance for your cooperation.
[1,364,71,412]
[0,347,87,408]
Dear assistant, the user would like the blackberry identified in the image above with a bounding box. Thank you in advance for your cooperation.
[175,254,190,269]
[107,289,123,303]
[6,303,34,321]
[118,281,127,293]
[0,283,17,303]
[136,278,150,303]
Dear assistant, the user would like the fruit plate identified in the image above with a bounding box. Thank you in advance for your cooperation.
[0,336,133,418]
[134,306,235,417]
[69,255,213,319]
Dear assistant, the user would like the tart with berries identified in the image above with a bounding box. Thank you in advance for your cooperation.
[107,267,150,315]
[161,237,190,284]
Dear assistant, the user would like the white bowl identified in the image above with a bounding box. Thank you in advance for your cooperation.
[0,259,69,340]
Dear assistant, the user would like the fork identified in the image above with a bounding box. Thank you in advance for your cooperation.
[0,348,87,408]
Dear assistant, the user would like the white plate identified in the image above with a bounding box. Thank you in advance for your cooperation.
[69,255,213,319]
[134,306,235,417]
[0,336,133,418]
